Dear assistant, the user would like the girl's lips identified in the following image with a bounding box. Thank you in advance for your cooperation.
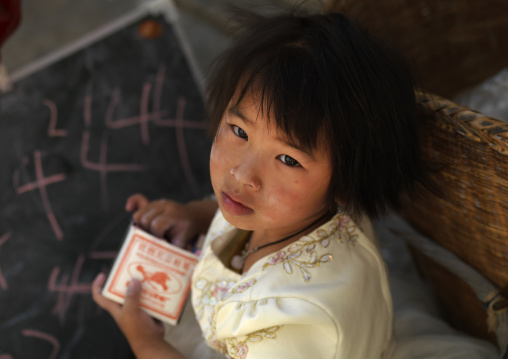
[221,192,253,216]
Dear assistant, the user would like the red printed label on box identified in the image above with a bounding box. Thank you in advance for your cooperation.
[102,224,198,325]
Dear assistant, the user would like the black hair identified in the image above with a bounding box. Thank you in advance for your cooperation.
[206,9,436,218]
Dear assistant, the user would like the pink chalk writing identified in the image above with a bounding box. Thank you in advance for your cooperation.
[81,93,146,174]
[0,233,11,289]
[104,65,207,195]
[106,66,170,142]
[48,255,92,324]
[13,150,66,240]
[42,99,68,137]
[0,354,13,359]
[162,97,199,194]
[151,66,207,131]
[151,66,207,194]
[106,87,165,135]
[106,85,167,144]
[153,65,165,118]
[82,90,145,210]
[21,329,60,359]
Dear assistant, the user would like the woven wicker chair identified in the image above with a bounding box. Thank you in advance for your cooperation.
[397,92,508,348]
[325,0,508,352]
[326,0,508,98]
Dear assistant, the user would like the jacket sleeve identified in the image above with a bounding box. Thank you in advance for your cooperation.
[215,297,339,359]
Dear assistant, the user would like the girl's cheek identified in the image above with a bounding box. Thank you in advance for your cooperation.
[210,136,232,172]
[210,139,217,160]
[264,181,292,208]
[209,149,220,178]
[209,140,222,166]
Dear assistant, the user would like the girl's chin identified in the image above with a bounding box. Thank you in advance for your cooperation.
[220,209,255,231]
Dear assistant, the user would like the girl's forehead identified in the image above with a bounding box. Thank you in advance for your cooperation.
[227,91,271,127]
[230,87,263,111]
[228,91,282,129]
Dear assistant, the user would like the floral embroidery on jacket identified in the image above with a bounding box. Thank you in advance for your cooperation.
[193,277,259,354]
[194,278,236,312]
[227,326,282,358]
[329,214,359,245]
[193,278,237,354]
[221,279,257,301]
[262,214,359,281]
[206,308,228,355]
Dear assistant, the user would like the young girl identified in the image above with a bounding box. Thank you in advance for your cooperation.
[92,9,434,359]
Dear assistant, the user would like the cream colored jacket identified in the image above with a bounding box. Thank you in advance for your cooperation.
[191,210,393,359]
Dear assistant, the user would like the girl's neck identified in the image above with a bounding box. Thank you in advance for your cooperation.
[249,212,332,247]
[241,211,333,273]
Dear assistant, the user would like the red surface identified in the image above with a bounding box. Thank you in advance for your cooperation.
[0,0,21,60]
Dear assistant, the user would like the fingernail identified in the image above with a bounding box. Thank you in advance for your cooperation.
[127,279,139,295]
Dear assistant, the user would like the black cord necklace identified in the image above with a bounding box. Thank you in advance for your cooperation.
[230,213,330,271]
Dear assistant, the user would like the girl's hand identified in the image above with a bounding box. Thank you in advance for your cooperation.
[125,194,218,249]
[92,273,185,359]
[92,273,164,343]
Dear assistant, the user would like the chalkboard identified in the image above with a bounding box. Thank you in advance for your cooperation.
[0,13,212,359]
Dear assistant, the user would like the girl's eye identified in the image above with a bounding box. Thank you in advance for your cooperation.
[232,125,248,140]
[278,154,301,167]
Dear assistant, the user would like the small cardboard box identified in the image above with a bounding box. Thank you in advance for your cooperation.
[102,224,198,325]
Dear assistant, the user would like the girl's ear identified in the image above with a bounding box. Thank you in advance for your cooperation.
[334,197,347,213]
[335,196,345,207]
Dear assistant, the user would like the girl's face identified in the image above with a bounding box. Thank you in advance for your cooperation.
[210,93,333,239]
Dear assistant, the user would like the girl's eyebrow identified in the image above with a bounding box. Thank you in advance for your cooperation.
[228,106,252,123]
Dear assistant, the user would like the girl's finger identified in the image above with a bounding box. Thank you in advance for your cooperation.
[125,194,149,212]
[91,272,106,300]
[138,207,164,231]
[91,273,122,317]
[123,279,142,313]
[150,215,175,238]
[153,319,166,336]
[166,221,190,248]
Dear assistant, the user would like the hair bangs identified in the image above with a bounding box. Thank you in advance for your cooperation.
[247,54,329,154]
[208,30,330,156]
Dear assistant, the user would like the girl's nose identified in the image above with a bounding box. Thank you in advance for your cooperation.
[230,164,261,191]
